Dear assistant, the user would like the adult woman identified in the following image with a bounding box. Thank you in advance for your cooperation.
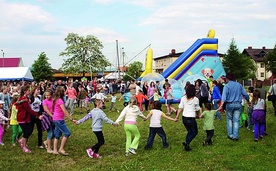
[212,80,222,120]
[39,81,46,97]
[268,78,276,116]
[129,80,137,97]
[65,82,77,115]
[142,82,149,110]
[176,84,201,151]
[147,82,155,110]
[195,79,209,108]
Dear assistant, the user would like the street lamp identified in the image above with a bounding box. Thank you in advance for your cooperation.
[0,50,4,67]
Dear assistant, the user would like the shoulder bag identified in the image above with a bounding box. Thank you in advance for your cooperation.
[268,85,276,101]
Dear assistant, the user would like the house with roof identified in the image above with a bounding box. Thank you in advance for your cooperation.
[0,57,24,67]
[242,46,273,80]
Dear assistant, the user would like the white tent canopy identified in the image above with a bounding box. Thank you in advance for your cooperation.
[0,67,34,81]
[105,72,124,79]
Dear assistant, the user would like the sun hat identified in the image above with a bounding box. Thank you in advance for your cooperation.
[0,100,5,104]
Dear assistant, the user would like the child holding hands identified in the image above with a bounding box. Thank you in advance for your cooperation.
[144,101,176,150]
[74,99,118,158]
[115,97,146,156]
[200,103,216,146]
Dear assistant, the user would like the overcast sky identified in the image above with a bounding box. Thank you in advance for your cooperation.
[0,0,275,69]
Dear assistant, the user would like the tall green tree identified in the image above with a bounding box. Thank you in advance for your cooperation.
[263,44,276,76]
[123,61,143,81]
[31,52,53,82]
[60,33,110,76]
[222,39,256,81]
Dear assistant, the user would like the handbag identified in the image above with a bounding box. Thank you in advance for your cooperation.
[268,86,276,101]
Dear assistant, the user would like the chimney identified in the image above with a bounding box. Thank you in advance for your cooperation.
[248,46,252,50]
[262,46,266,50]
[171,49,176,55]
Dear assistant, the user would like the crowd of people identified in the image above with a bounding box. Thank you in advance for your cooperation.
[0,73,275,158]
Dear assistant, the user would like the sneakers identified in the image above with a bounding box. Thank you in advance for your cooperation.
[128,148,136,154]
[0,142,4,146]
[86,148,94,158]
[23,147,31,153]
[183,142,191,151]
[125,152,129,156]
[93,153,102,158]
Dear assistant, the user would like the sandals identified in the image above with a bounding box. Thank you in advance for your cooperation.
[58,150,69,156]
[52,151,59,155]
[43,141,48,149]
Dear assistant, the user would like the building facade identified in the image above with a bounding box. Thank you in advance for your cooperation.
[242,46,273,80]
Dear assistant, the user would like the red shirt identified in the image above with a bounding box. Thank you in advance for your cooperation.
[135,93,148,103]
[17,96,40,123]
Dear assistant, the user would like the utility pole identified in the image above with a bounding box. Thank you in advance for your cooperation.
[116,40,120,79]
[1,50,4,67]
[122,47,125,67]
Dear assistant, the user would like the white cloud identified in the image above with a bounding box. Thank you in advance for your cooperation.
[137,0,276,56]
[61,26,128,44]
[0,1,55,32]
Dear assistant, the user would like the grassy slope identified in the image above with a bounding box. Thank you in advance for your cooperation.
[1,97,276,171]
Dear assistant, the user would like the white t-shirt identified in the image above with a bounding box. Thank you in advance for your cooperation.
[253,98,265,110]
[178,96,200,117]
[149,109,166,127]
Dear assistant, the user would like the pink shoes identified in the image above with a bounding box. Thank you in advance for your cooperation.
[86,148,94,158]
[23,147,31,153]
[93,153,102,158]
[86,148,102,158]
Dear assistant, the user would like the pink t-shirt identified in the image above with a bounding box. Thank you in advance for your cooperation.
[43,99,53,113]
[66,87,77,99]
[53,98,65,121]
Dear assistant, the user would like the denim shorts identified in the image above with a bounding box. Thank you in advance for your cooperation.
[53,120,71,139]
[166,99,173,105]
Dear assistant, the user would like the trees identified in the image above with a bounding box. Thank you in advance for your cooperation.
[222,39,256,81]
[59,33,110,77]
[123,61,143,81]
[263,44,276,76]
[31,52,53,82]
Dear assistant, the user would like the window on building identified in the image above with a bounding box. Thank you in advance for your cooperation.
[260,72,264,77]
[260,63,264,68]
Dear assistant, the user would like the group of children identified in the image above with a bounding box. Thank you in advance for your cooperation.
[72,93,218,158]
[0,81,267,159]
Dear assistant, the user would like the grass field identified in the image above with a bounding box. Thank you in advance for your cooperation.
[1,97,276,171]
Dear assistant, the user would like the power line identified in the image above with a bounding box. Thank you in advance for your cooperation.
[124,44,151,65]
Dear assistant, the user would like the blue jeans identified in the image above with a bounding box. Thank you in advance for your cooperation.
[182,116,198,145]
[145,127,168,149]
[213,99,222,120]
[53,120,71,139]
[226,102,242,139]
[47,123,54,140]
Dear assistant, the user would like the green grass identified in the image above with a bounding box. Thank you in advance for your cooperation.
[1,97,276,171]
